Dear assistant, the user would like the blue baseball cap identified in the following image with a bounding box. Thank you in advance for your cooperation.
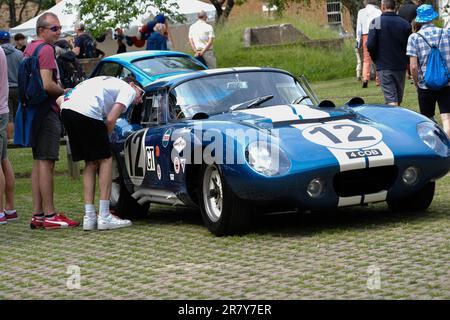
[415,4,439,24]
[0,30,11,41]
[155,14,166,24]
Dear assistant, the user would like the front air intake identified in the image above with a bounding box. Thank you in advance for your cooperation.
[333,166,398,197]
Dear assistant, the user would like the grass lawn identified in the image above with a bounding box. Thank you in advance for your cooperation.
[214,15,356,81]
[0,78,448,300]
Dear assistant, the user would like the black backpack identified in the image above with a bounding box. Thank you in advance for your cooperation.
[57,51,85,89]
[83,34,95,58]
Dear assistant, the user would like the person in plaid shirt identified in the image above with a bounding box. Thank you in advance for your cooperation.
[407,4,450,137]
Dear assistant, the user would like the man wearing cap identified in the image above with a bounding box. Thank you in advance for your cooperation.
[407,4,450,137]
[0,30,23,141]
[189,10,216,68]
[73,22,94,59]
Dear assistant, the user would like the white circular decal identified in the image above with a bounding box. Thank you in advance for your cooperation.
[302,123,382,150]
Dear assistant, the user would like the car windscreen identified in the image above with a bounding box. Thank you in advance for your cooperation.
[168,71,312,120]
[132,56,206,76]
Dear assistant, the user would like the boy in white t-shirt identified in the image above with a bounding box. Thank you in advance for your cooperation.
[58,76,144,231]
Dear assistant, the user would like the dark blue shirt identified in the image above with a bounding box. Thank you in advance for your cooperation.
[367,12,412,71]
[147,32,167,51]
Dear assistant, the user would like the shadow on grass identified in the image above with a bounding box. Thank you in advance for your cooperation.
[136,203,446,237]
[250,207,444,237]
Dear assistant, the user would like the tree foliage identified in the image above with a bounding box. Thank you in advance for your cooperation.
[67,0,185,38]
[65,0,367,35]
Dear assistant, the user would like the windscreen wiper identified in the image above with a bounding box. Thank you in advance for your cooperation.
[229,95,274,112]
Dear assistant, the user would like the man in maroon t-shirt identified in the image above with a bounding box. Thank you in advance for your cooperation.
[25,12,79,230]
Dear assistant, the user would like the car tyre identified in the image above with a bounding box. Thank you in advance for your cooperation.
[387,181,435,212]
[111,159,150,219]
[199,164,252,236]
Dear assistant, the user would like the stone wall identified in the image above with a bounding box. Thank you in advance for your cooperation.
[243,23,344,50]
[243,23,309,47]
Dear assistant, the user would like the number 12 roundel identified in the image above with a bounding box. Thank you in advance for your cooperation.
[302,122,383,150]
[124,129,149,186]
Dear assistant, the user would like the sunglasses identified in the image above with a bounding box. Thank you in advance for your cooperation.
[45,25,62,32]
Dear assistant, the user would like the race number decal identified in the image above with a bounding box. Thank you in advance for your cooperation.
[346,148,382,159]
[302,122,382,150]
[124,129,148,185]
[146,146,156,171]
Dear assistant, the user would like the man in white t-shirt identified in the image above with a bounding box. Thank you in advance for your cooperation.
[58,76,144,231]
[188,10,216,68]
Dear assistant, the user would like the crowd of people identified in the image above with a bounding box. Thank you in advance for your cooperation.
[0,2,449,229]
[356,0,450,137]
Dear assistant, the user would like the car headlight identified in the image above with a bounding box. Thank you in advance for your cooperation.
[246,141,290,176]
[417,122,449,157]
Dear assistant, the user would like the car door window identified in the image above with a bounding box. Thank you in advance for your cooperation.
[118,67,134,80]
[129,90,166,127]
[95,62,122,77]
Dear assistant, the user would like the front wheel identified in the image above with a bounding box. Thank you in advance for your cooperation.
[199,164,252,236]
[387,182,435,212]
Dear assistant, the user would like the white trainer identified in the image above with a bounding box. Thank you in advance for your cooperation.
[97,214,132,230]
[83,214,97,231]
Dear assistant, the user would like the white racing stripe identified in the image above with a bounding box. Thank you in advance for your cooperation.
[338,190,388,207]
[364,190,388,203]
[328,148,367,171]
[338,196,361,207]
[240,104,395,182]
[239,105,302,122]
[367,142,394,168]
[291,104,330,119]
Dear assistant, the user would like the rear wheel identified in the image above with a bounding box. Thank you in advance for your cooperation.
[111,159,150,219]
[199,164,252,236]
[387,182,435,212]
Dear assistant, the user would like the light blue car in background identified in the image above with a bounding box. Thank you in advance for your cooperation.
[89,50,207,87]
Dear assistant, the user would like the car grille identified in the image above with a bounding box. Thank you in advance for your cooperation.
[333,166,398,197]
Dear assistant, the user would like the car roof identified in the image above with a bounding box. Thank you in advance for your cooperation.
[145,67,295,91]
[102,50,195,64]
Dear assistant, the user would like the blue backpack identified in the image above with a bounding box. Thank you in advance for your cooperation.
[14,43,49,147]
[417,30,450,90]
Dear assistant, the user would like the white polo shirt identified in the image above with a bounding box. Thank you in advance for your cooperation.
[61,76,135,121]
[356,4,382,42]
[188,19,215,50]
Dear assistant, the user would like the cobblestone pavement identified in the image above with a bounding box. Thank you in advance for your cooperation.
[0,177,448,299]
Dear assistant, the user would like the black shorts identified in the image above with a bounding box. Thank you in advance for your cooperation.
[61,109,112,162]
[32,111,61,161]
[417,86,450,118]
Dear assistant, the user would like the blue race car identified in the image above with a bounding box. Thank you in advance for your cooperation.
[110,67,450,236]
[89,50,207,87]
